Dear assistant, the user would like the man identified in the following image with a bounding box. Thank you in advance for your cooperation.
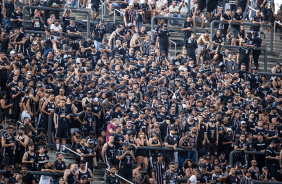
[225,168,239,184]
[212,166,226,183]
[187,170,202,184]
[62,9,76,32]
[164,126,177,166]
[124,2,136,27]
[169,1,181,26]
[22,165,36,184]
[163,162,178,184]
[3,0,16,29]
[156,24,171,57]
[265,140,279,180]
[76,160,94,184]
[182,16,194,43]
[251,10,264,38]
[239,170,253,184]
[54,99,70,152]
[10,6,24,29]
[237,41,252,73]
[248,67,261,90]
[2,126,15,170]
[41,93,56,137]
[94,20,106,49]
[234,134,247,167]
[186,32,198,64]
[152,153,166,184]
[118,141,136,184]
[22,143,36,171]
[191,1,204,28]
[15,126,30,166]
[102,134,117,169]
[231,7,243,44]
[15,174,23,184]
[133,162,145,183]
[64,163,78,184]
[106,165,119,184]
[54,153,67,184]
[91,0,101,20]
[77,103,95,137]
[206,116,219,163]
[40,161,55,184]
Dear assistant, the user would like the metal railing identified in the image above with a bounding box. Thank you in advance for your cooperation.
[210,20,274,53]
[114,9,124,24]
[22,5,91,37]
[61,145,81,156]
[0,170,64,176]
[171,40,177,57]
[258,72,282,77]
[100,0,104,19]
[222,45,268,72]
[106,169,134,184]
[229,150,280,166]
[274,21,282,43]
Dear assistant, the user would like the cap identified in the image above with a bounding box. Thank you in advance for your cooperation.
[87,139,94,144]
[103,38,108,42]
[241,121,246,124]
[163,24,168,27]
[76,60,81,64]
[89,130,94,135]
[157,153,163,157]
[129,2,133,5]
[123,141,129,146]
[257,132,264,136]
[227,128,232,132]
[86,103,92,107]
[27,71,32,75]
[252,66,259,70]
[93,97,99,102]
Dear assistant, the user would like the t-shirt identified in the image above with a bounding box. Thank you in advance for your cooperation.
[23,172,35,184]
[189,175,197,184]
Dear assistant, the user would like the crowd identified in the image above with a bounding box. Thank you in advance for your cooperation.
[0,0,282,183]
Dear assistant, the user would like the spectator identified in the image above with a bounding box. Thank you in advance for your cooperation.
[124,2,136,27]
[156,24,171,57]
[62,9,77,33]
[3,0,16,29]
[10,6,24,29]
[169,0,181,26]
[251,10,264,38]
[94,20,106,49]
[231,7,244,45]
[22,165,36,184]
[191,1,204,28]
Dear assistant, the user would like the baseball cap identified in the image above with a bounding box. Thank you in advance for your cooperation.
[27,71,32,75]
[93,98,99,102]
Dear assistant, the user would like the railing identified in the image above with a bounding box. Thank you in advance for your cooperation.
[106,169,134,184]
[100,0,104,20]
[274,21,282,43]
[210,20,274,53]
[0,170,63,176]
[222,45,268,72]
[61,145,81,156]
[229,150,280,166]
[114,9,124,24]
[22,5,91,37]
[258,72,282,77]
[137,146,198,163]
[171,40,177,57]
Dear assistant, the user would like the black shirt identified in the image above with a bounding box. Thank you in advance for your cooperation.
[157,29,170,45]
[23,172,35,184]
[232,12,243,30]
[5,2,14,17]
[238,46,251,62]
[11,11,23,28]
[94,25,106,42]
[183,20,193,39]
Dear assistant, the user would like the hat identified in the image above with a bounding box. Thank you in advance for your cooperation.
[157,153,163,157]
[123,141,129,146]
[103,38,108,42]
[129,2,133,5]
[257,132,264,136]
[115,104,121,108]
[163,24,168,27]
[86,103,92,107]
[262,167,268,171]
[76,60,81,64]
[241,121,246,124]
[227,128,232,132]
[89,130,94,135]
[10,50,16,55]
[170,125,176,131]
[252,66,259,70]
[87,91,92,94]
[87,139,94,144]
[27,71,32,75]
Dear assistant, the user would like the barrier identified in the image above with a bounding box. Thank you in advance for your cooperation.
[106,169,134,184]
[22,5,91,37]
[229,150,280,166]
[210,20,274,53]
[258,72,282,77]
[0,170,63,177]
[274,21,282,43]
[114,9,124,24]
[171,40,177,57]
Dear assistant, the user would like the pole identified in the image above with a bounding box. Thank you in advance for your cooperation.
[47,116,54,149]
[106,169,134,184]
[61,145,81,156]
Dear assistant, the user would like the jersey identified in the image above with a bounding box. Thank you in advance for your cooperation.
[77,169,91,184]
[3,134,15,156]
[106,175,120,184]
[207,124,217,143]
[55,106,70,127]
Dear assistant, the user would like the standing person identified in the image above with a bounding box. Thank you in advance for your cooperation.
[1,126,15,171]
[10,6,24,29]
[206,116,219,164]
[237,41,252,73]
[62,9,77,33]
[163,162,178,184]
[22,143,37,171]
[225,168,240,184]
[251,10,264,38]
[54,99,70,152]
[77,103,95,137]
[22,165,36,184]
[40,161,55,184]
[93,20,106,49]
[90,0,100,20]
[186,32,198,63]
[231,7,243,45]
[54,153,67,184]
[64,163,78,184]
[3,0,16,29]
[102,134,117,170]
[124,2,136,27]
[76,160,94,184]
[152,153,166,184]
[0,53,10,91]
[15,126,29,167]
[265,140,279,180]
[252,32,262,68]
[117,141,136,184]
[182,16,194,43]
[156,24,171,57]
[164,126,177,167]
[106,118,119,142]
[106,166,119,184]
[41,93,56,138]
[169,0,181,26]
[187,170,202,184]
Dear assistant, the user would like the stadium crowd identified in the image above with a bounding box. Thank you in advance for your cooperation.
[0,0,282,183]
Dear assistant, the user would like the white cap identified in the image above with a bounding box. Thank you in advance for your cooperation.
[93,98,99,102]
[10,50,16,54]
[227,128,232,132]
[27,71,32,75]
[129,2,134,5]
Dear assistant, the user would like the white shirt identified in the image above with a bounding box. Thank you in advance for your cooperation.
[50,24,62,40]
[189,175,197,184]
[39,175,51,184]
[169,5,179,13]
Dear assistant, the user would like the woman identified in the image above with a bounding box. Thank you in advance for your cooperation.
[237,25,246,46]
[273,76,282,94]
[183,159,194,178]
[0,91,13,126]
[148,133,161,165]
[130,33,142,53]
[58,177,66,184]
[135,132,149,170]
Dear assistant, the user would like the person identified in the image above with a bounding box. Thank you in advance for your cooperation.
[164,126,177,166]
[102,133,117,169]
[106,165,119,184]
[156,24,171,57]
[124,2,136,27]
[206,116,219,163]
[22,165,36,184]
[163,162,178,184]
[187,170,202,184]
[63,163,78,184]
[182,16,194,43]
[251,10,264,38]
[54,153,67,184]
[76,160,94,184]
[226,167,240,184]
[265,140,279,180]
[186,33,198,64]
[54,99,70,152]
[237,41,252,73]
[239,170,253,184]
[94,20,106,49]
[231,7,243,44]
[2,126,15,170]
[117,141,136,184]
[169,1,181,26]
[15,126,29,167]
[10,6,24,29]
[40,161,55,184]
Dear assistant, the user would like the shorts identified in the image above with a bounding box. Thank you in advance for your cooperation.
[231,28,239,39]
[55,127,68,139]
[206,143,218,156]
[105,157,116,169]
[207,2,218,12]
[119,165,132,181]
[195,17,202,22]
[41,116,55,132]
[71,128,79,134]
[91,5,100,13]
[3,155,15,166]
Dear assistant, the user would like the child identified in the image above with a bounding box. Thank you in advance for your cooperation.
[226,28,233,43]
